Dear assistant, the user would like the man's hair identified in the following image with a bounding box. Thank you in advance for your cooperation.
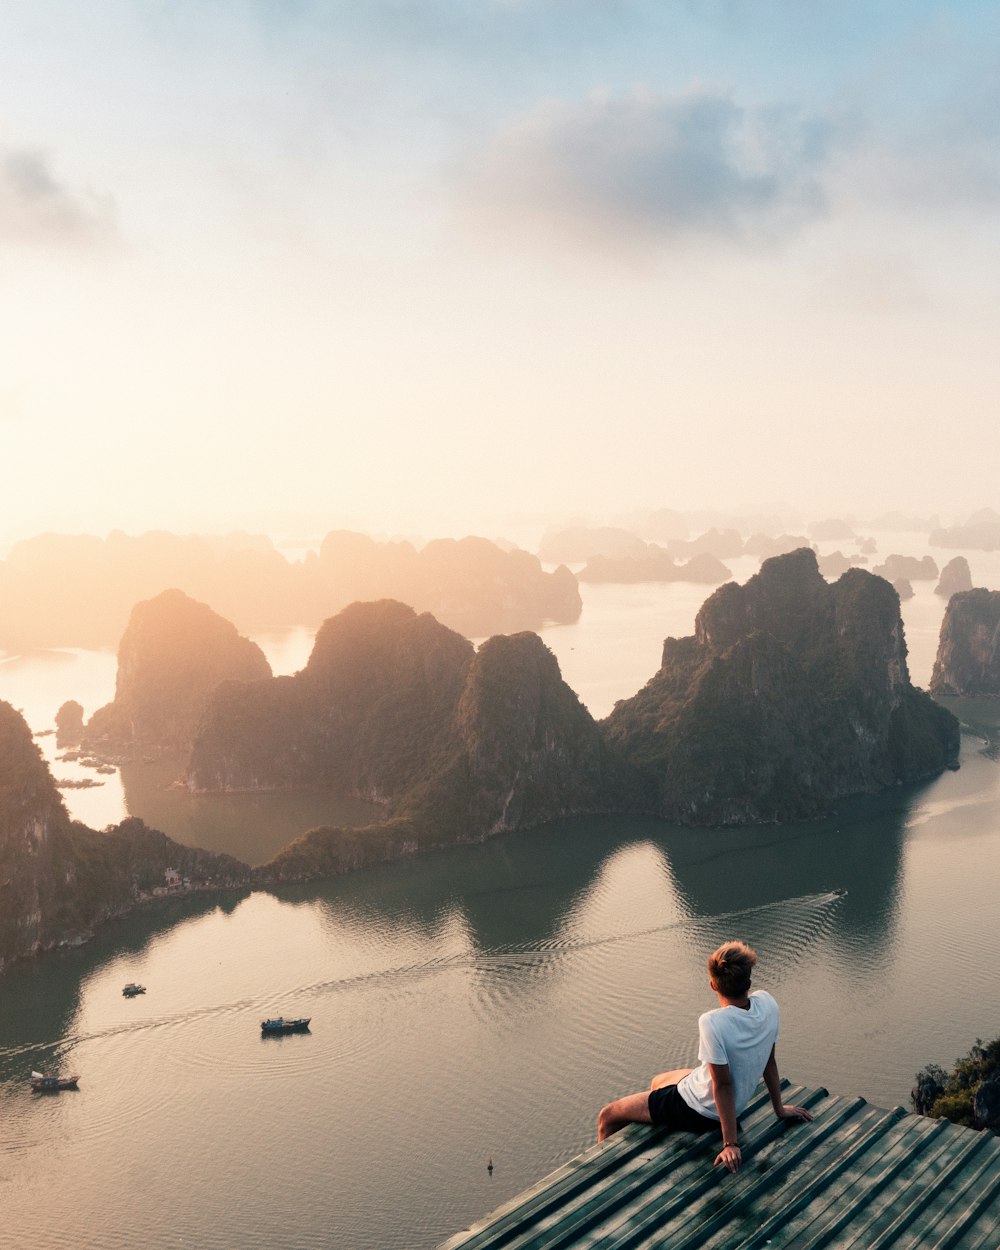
[708,940,757,998]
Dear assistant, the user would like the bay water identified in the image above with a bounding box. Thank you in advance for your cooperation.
[1,545,999,1249]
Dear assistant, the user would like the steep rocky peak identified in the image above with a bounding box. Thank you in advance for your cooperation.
[85,588,271,750]
[0,701,66,845]
[930,588,1000,696]
[458,632,574,747]
[304,600,474,694]
[695,547,825,651]
[114,588,271,686]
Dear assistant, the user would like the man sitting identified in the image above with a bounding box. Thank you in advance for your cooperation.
[596,940,814,1172]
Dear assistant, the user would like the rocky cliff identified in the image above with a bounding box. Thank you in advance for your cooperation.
[930,589,1000,696]
[188,599,475,797]
[55,700,85,746]
[202,564,960,881]
[602,548,959,824]
[913,1035,1000,1133]
[86,588,272,752]
[934,556,973,599]
[0,700,249,972]
[183,601,617,880]
[450,631,612,837]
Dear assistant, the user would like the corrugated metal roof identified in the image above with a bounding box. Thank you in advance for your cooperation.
[439,1080,1000,1250]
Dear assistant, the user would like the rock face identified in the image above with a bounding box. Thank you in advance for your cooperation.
[0,701,71,969]
[913,1036,1000,1132]
[194,561,960,882]
[0,700,249,971]
[893,578,914,602]
[86,589,272,751]
[935,556,973,599]
[186,601,617,880]
[602,548,959,824]
[55,700,85,746]
[451,631,612,838]
[930,589,1000,696]
[188,599,475,797]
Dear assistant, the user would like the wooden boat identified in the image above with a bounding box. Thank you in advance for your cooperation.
[260,1017,311,1035]
[30,1071,79,1092]
[122,983,146,997]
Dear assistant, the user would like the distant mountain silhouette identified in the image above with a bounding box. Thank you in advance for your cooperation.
[0,528,581,650]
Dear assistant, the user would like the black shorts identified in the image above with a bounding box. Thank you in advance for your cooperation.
[647,1084,718,1135]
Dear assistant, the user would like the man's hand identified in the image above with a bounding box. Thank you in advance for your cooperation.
[714,1143,742,1173]
[775,1103,814,1122]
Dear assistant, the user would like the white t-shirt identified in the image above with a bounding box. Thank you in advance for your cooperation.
[676,990,780,1120]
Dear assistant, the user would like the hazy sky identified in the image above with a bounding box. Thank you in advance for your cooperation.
[2,1,997,541]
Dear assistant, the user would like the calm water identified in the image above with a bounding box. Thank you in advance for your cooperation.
[2,546,1000,1249]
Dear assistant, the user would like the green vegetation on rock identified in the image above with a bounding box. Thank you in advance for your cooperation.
[913,1037,1000,1133]
[930,588,1000,696]
[0,699,249,972]
[604,549,959,824]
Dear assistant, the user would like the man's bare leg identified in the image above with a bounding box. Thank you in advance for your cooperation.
[597,1091,654,1141]
[598,1068,697,1141]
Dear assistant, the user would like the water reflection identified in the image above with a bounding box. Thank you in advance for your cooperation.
[117,755,383,865]
[284,792,913,983]
[659,789,913,972]
[295,817,673,952]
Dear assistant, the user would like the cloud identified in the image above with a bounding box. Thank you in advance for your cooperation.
[0,145,115,248]
[458,87,835,252]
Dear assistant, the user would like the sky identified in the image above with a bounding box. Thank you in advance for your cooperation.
[1,1,998,543]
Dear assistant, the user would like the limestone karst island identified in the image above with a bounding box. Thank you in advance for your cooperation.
[1,548,960,969]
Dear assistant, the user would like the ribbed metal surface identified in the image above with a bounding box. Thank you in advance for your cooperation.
[439,1081,1000,1250]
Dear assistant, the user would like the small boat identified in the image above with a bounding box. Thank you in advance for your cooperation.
[260,1017,311,1035]
[31,1071,79,1092]
[122,983,146,997]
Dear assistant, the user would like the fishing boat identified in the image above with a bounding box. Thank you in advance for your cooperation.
[122,983,146,997]
[260,1017,311,1035]
[30,1071,79,1092]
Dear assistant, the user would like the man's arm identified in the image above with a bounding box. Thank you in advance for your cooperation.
[762,1046,815,1123]
[708,1063,742,1173]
